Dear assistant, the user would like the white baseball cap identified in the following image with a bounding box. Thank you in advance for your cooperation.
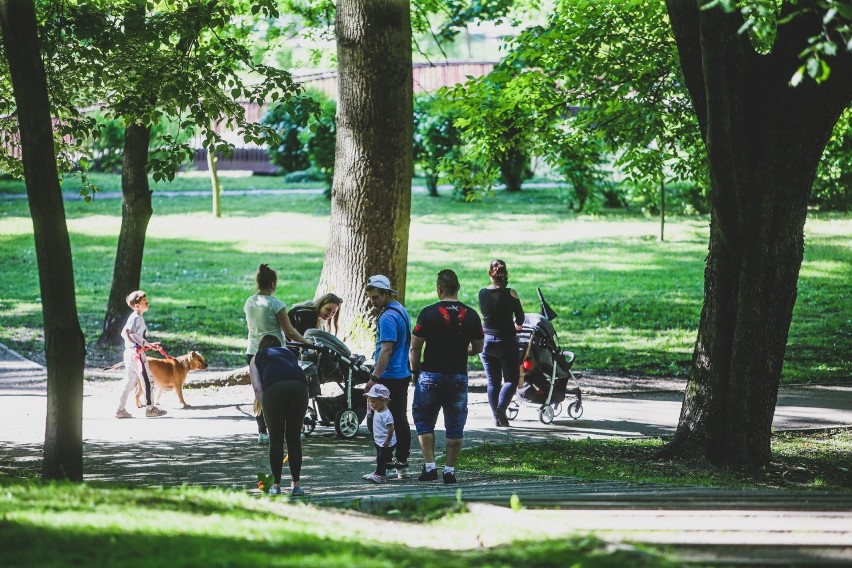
[366,275,398,295]
[364,384,391,399]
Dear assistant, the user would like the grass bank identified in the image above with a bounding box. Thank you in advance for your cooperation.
[0,477,673,567]
[460,429,852,491]
[0,185,849,382]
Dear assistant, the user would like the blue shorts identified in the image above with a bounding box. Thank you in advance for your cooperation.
[412,371,468,439]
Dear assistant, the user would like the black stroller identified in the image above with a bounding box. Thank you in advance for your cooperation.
[290,329,371,438]
[506,288,583,424]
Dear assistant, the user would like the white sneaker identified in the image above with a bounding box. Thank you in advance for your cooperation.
[258,433,270,443]
[362,473,386,484]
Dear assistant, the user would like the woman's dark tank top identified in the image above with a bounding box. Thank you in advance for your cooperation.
[478,288,524,336]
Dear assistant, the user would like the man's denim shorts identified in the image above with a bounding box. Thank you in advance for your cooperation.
[412,371,468,439]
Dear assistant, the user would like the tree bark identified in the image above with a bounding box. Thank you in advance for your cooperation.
[1,0,86,481]
[499,146,528,192]
[665,0,852,469]
[208,148,222,218]
[318,0,413,351]
[97,124,153,347]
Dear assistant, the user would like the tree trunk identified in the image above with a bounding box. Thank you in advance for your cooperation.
[665,0,852,469]
[499,146,527,192]
[318,0,413,351]
[1,0,86,481]
[208,148,222,217]
[426,172,439,197]
[659,178,665,242]
[97,124,153,347]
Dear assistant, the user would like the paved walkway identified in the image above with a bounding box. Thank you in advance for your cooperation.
[2,342,851,565]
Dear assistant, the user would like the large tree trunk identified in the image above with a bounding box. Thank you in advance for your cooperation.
[1,0,86,481]
[97,124,153,347]
[665,1,852,469]
[318,0,413,351]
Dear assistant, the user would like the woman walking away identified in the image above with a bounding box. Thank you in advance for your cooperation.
[287,293,343,336]
[478,259,524,427]
[250,334,309,497]
[244,263,313,442]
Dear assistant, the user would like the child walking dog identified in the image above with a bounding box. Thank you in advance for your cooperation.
[361,384,396,484]
[115,290,167,418]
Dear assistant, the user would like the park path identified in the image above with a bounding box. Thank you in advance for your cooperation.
[2,342,851,565]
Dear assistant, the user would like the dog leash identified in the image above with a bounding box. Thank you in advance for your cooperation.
[134,343,175,360]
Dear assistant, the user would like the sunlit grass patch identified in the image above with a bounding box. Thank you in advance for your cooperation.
[0,189,849,382]
[0,477,674,567]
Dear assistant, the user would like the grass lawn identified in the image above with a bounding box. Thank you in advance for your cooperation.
[0,477,674,567]
[459,429,852,491]
[0,185,849,382]
[0,171,437,195]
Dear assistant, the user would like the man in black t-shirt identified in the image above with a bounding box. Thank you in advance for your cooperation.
[409,269,484,484]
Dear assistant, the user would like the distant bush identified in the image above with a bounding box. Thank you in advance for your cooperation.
[811,108,851,211]
[282,168,326,183]
[262,90,335,190]
[624,180,709,215]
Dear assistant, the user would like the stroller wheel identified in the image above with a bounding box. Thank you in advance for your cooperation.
[567,401,583,419]
[506,401,519,420]
[302,407,317,435]
[335,409,360,439]
[538,405,555,424]
[553,402,562,417]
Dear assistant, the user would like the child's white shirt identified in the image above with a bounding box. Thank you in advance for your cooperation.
[372,408,396,446]
[123,312,147,349]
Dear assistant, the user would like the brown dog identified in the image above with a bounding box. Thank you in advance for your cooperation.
[135,351,208,409]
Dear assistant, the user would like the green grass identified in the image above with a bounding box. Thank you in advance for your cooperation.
[0,478,674,567]
[459,429,852,490]
[0,172,435,195]
[0,186,849,382]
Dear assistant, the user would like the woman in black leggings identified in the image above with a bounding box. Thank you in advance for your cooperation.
[250,334,309,496]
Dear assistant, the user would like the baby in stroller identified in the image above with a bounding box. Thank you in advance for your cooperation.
[508,289,583,424]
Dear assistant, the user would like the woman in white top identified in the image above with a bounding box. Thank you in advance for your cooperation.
[244,263,313,441]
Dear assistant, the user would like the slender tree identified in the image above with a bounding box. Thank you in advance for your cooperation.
[317,0,413,349]
[0,0,86,481]
[86,0,309,346]
[666,0,852,468]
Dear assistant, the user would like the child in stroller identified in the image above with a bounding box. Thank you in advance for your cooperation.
[507,288,583,424]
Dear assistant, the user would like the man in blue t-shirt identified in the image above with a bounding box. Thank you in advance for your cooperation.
[364,274,412,475]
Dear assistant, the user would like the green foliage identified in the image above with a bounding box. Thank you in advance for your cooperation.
[0,1,311,191]
[88,113,195,173]
[444,0,708,203]
[260,93,320,173]
[413,94,463,194]
[812,107,852,210]
[303,95,336,190]
[705,0,852,85]
[625,180,711,216]
[259,88,336,188]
